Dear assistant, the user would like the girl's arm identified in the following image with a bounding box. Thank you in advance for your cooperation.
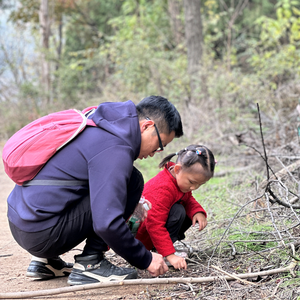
[182,192,207,219]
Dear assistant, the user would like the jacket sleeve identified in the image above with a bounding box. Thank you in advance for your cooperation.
[142,186,177,257]
[182,192,207,219]
[88,144,152,270]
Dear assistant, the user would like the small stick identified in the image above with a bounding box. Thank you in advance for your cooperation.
[211,265,258,286]
[271,279,282,297]
[0,254,13,258]
[257,103,269,179]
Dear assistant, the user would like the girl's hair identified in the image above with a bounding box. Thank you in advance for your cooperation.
[159,144,216,177]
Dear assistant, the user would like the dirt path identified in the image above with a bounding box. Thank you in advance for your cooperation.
[0,150,166,300]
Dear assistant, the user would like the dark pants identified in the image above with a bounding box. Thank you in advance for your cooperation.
[165,202,192,243]
[9,167,144,259]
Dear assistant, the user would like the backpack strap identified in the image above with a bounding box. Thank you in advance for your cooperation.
[84,107,97,127]
[23,180,88,187]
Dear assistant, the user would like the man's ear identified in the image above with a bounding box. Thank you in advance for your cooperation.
[140,119,154,133]
[173,164,182,174]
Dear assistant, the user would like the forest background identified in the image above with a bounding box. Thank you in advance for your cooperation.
[1,0,300,299]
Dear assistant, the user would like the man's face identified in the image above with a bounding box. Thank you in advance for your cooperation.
[138,120,175,160]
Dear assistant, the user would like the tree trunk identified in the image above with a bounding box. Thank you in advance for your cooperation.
[39,0,51,105]
[167,0,184,46]
[183,0,202,75]
[56,17,63,71]
[183,0,204,137]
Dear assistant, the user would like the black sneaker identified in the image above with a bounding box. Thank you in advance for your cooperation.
[67,254,138,285]
[26,256,73,280]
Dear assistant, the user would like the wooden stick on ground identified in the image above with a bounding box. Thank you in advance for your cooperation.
[211,265,258,286]
[0,262,296,299]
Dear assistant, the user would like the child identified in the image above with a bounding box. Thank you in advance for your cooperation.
[135,144,215,270]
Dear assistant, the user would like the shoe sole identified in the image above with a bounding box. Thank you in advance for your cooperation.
[67,270,137,285]
[26,267,73,280]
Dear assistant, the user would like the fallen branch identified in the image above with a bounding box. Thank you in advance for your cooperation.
[0,262,296,299]
[211,265,258,286]
[260,160,300,189]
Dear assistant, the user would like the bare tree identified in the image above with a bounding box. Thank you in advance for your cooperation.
[183,0,203,104]
[39,0,51,104]
[167,0,184,46]
[182,0,205,137]
[219,0,249,71]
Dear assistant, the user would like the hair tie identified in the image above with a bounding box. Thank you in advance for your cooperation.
[215,160,218,164]
[196,149,201,156]
[175,152,178,156]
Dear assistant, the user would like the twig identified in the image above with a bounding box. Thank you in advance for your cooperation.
[187,283,196,297]
[229,242,236,258]
[267,182,300,209]
[260,160,300,189]
[265,193,285,246]
[241,143,277,181]
[208,193,265,265]
[224,238,300,243]
[257,102,269,180]
[211,265,258,286]
[275,156,299,185]
[0,254,13,258]
[0,263,296,299]
[271,278,282,297]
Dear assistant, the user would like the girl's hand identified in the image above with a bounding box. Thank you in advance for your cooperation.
[192,212,207,231]
[166,254,187,270]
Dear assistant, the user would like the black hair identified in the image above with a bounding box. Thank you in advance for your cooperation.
[159,144,215,177]
[136,95,183,138]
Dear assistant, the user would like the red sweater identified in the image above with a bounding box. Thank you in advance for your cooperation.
[135,162,207,257]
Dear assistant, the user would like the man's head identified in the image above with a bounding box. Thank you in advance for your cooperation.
[136,95,183,159]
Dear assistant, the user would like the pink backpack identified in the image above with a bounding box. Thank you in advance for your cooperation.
[2,106,97,185]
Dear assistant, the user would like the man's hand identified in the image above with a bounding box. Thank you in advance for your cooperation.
[147,252,168,277]
[166,253,187,270]
[192,212,207,231]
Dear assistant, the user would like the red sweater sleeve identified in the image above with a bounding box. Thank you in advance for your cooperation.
[181,192,207,219]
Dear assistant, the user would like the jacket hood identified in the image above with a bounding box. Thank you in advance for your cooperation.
[91,100,141,159]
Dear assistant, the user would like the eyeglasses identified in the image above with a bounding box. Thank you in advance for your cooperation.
[146,117,164,152]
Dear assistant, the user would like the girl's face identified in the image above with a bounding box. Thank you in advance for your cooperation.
[173,163,210,193]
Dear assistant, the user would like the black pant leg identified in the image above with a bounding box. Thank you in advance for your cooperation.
[165,203,192,243]
[9,194,93,258]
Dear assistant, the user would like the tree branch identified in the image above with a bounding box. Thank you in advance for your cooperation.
[0,262,297,299]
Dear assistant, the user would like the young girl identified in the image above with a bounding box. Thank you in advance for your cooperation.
[135,144,215,270]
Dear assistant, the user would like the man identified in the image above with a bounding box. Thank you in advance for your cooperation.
[7,95,183,285]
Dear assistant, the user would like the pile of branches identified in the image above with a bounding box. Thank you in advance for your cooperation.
[175,103,300,299]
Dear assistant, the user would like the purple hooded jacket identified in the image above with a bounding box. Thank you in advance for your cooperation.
[7,100,152,269]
